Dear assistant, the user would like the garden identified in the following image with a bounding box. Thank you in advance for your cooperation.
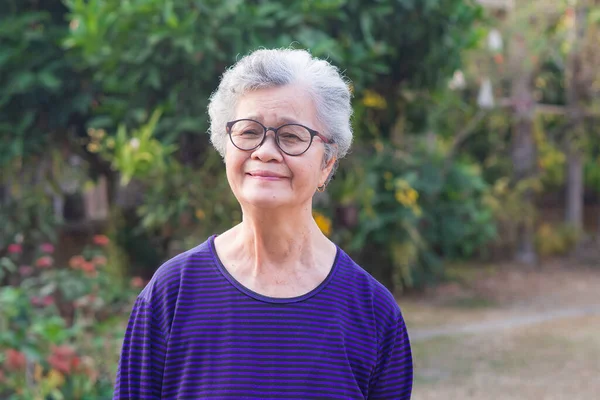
[2,0,599,398]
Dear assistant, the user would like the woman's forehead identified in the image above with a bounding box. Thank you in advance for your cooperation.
[235,85,318,125]
[240,114,304,126]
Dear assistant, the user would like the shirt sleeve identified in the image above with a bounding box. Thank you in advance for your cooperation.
[368,312,413,399]
[113,297,167,399]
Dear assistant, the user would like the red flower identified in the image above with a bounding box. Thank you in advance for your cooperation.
[35,256,53,268]
[80,261,97,277]
[19,265,34,277]
[42,295,54,307]
[565,7,575,18]
[7,243,22,254]
[48,345,79,374]
[4,349,26,371]
[40,243,55,253]
[69,255,85,269]
[31,295,53,307]
[92,235,110,246]
[130,276,145,289]
[92,255,107,266]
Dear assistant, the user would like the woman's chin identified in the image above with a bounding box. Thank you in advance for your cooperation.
[239,192,294,210]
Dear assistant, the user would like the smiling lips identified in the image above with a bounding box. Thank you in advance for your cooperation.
[246,170,288,181]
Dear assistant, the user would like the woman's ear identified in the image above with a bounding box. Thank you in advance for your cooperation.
[320,156,337,187]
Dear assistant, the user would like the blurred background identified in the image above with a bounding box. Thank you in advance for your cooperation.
[1,0,599,398]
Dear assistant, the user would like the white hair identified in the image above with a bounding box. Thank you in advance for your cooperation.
[207,48,353,180]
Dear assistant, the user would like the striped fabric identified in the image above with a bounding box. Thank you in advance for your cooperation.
[114,235,413,399]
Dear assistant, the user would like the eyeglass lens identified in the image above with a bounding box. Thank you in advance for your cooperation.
[229,120,313,155]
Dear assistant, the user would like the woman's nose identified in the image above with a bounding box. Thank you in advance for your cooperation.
[251,130,283,161]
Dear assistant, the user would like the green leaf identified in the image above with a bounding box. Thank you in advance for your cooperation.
[12,72,36,93]
[37,71,62,90]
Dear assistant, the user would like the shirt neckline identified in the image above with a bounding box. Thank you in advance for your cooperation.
[208,234,341,304]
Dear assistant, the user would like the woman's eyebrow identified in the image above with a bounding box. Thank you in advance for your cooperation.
[276,117,301,125]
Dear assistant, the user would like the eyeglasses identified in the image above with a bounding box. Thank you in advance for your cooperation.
[226,119,332,156]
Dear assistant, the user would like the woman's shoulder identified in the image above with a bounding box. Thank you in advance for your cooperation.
[334,247,402,317]
[138,236,215,303]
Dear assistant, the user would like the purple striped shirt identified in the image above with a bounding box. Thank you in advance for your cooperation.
[114,235,413,399]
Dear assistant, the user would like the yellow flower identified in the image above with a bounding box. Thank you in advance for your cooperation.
[106,137,116,149]
[395,178,409,189]
[34,363,43,382]
[313,211,332,236]
[195,209,206,220]
[362,90,387,109]
[46,369,65,388]
[87,142,100,153]
[395,187,419,207]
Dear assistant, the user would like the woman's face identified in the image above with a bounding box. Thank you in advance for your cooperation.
[225,84,335,211]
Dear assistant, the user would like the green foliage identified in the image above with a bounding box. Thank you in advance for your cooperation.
[3,0,485,292]
[334,141,497,290]
[0,235,138,399]
[96,112,239,252]
[0,0,90,167]
[63,0,483,142]
[535,222,581,257]
[59,0,484,288]
[94,109,177,185]
[0,174,60,254]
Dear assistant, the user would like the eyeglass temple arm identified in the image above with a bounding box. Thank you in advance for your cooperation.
[316,132,333,144]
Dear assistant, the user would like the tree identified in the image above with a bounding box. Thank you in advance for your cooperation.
[60,0,484,289]
[564,1,600,235]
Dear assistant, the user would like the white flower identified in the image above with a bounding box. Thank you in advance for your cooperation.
[129,138,140,150]
[449,70,466,90]
[477,78,495,109]
[488,29,503,52]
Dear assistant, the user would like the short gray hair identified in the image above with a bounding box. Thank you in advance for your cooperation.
[208,48,353,178]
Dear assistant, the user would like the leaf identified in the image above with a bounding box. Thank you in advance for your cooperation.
[175,117,203,132]
[37,71,62,91]
[360,12,375,47]
[146,67,161,90]
[0,257,17,272]
[11,72,36,94]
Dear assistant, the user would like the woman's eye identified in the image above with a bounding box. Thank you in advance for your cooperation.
[280,134,302,142]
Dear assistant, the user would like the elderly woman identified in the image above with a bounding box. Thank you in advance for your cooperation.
[114,48,413,399]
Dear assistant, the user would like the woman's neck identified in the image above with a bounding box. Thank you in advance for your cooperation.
[240,205,317,263]
[213,205,337,298]
[216,205,331,268]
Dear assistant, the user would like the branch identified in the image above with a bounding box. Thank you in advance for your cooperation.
[497,98,600,118]
[443,109,488,174]
[429,110,488,203]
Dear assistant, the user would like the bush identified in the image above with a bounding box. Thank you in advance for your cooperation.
[535,223,581,257]
[332,141,497,291]
[0,236,140,399]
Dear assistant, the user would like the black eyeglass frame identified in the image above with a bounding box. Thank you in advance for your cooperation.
[225,119,332,156]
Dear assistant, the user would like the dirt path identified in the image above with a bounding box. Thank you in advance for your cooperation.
[410,303,600,341]
[402,262,600,400]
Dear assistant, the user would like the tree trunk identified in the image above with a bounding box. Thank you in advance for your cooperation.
[564,1,587,234]
[512,118,537,265]
[565,148,584,230]
[509,32,537,265]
